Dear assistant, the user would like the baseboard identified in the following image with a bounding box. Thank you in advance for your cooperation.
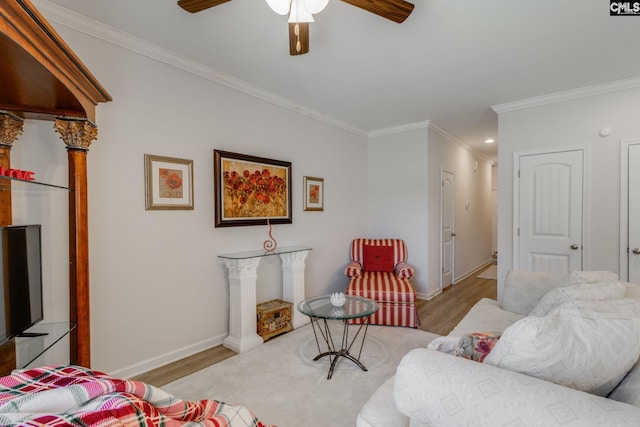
[420,288,442,301]
[109,333,227,379]
[453,259,493,284]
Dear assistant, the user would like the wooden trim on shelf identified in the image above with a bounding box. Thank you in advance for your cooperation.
[0,0,112,122]
[0,0,110,373]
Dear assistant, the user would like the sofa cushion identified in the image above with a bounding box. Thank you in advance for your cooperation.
[484,301,640,396]
[394,348,640,427]
[502,270,567,315]
[530,281,627,317]
[567,270,619,284]
[356,376,409,427]
[362,244,395,272]
[608,358,640,407]
[447,298,524,337]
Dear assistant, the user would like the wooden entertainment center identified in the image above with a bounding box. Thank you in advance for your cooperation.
[0,0,111,375]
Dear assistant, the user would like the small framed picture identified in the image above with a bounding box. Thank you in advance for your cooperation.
[303,176,324,211]
[144,154,194,210]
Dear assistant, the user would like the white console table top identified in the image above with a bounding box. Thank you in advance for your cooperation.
[218,246,312,260]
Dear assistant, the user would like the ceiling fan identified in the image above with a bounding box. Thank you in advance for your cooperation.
[177,0,414,56]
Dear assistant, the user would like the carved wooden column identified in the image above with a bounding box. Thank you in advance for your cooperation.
[54,117,97,368]
[0,111,24,375]
[0,112,24,224]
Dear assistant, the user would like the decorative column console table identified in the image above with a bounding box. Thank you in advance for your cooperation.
[218,246,311,353]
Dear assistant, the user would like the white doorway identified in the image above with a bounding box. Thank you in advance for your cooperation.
[515,149,584,273]
[441,170,455,289]
[620,140,640,283]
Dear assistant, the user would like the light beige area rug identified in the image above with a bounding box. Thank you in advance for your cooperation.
[162,323,438,427]
[477,264,497,280]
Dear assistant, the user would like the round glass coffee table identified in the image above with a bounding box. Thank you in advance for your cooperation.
[297,295,379,379]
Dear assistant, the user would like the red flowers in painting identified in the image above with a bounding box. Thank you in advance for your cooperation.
[223,167,286,218]
[165,172,182,190]
[159,168,183,198]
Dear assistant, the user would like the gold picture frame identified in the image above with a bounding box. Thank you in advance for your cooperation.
[144,154,194,210]
[303,176,324,211]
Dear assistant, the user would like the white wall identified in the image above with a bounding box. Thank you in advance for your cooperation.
[496,86,640,300]
[366,125,493,298]
[427,127,493,289]
[14,23,369,376]
[11,9,496,377]
[367,128,430,296]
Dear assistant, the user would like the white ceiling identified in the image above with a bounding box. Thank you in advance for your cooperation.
[44,0,640,162]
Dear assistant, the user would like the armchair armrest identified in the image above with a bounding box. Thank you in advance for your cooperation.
[345,261,362,278]
[395,262,414,279]
[394,349,640,427]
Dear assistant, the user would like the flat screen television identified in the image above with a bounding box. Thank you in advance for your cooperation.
[0,225,43,345]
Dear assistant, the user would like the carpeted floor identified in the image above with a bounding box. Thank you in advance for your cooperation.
[162,322,438,427]
[477,264,497,280]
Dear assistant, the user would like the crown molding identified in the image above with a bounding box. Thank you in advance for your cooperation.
[428,122,490,162]
[33,0,369,138]
[492,76,640,114]
[368,120,430,138]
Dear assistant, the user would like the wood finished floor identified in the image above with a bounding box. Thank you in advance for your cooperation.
[132,265,497,387]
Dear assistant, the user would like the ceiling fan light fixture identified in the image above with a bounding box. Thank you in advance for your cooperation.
[304,0,329,14]
[288,0,315,22]
[266,0,291,15]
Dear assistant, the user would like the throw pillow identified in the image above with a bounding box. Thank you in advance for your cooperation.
[426,335,461,354]
[483,306,640,396]
[568,270,619,284]
[362,244,395,272]
[455,332,501,362]
[530,281,627,317]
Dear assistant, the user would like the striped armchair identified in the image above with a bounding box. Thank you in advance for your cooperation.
[345,238,418,328]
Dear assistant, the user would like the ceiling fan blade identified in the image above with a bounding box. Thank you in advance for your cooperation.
[177,0,232,13]
[289,23,310,56]
[340,0,414,23]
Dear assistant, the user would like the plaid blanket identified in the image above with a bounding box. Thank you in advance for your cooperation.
[0,365,275,426]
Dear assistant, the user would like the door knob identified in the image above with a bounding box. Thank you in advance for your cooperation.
[451,233,456,237]
[570,244,579,250]
[632,248,640,255]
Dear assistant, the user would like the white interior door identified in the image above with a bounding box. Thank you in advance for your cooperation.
[441,170,455,288]
[627,143,640,283]
[517,150,584,273]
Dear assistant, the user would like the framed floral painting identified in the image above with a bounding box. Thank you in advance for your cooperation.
[303,176,324,211]
[214,150,292,227]
[144,154,194,210]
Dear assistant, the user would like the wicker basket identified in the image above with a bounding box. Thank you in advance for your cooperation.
[256,299,293,341]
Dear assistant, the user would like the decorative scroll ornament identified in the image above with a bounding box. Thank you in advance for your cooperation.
[0,111,24,147]
[263,217,278,253]
[54,117,98,150]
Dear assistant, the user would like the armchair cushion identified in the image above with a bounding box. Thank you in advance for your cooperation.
[362,244,395,272]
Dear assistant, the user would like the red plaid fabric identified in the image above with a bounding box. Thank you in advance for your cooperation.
[0,365,274,427]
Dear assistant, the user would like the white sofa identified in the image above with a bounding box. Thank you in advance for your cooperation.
[357,270,640,426]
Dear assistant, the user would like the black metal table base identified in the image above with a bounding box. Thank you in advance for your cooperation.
[308,316,371,379]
